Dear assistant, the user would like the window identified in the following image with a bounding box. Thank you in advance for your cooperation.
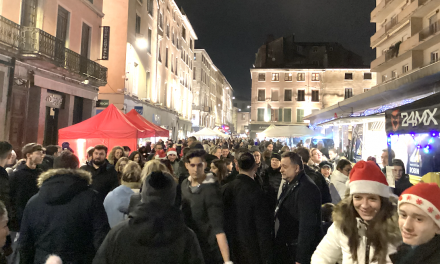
[193,67,196,79]
[257,109,265,121]
[159,12,163,29]
[135,14,141,34]
[272,73,279,81]
[278,108,283,122]
[148,0,154,15]
[311,73,320,81]
[171,54,174,72]
[391,70,397,79]
[284,89,292,101]
[402,64,409,73]
[146,71,151,94]
[165,47,168,68]
[364,88,371,92]
[311,90,319,102]
[21,0,38,27]
[166,24,170,38]
[345,73,353,80]
[344,88,353,99]
[431,51,439,63]
[175,57,178,74]
[80,23,91,58]
[364,73,372,79]
[56,6,70,44]
[382,75,387,82]
[147,28,152,54]
[271,108,279,121]
[297,90,305,101]
[258,89,265,101]
[271,89,279,101]
[313,46,318,53]
[158,45,161,62]
[258,73,266,81]
[297,109,304,122]
[297,72,305,81]
[285,73,292,81]
[172,30,175,45]
[182,26,186,41]
[190,39,193,51]
[284,109,291,122]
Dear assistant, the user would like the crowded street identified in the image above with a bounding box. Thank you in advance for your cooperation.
[0,0,440,263]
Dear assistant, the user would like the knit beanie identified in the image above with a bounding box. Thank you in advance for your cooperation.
[399,183,440,228]
[155,149,167,160]
[167,148,177,156]
[141,171,176,205]
[271,153,281,161]
[349,160,390,198]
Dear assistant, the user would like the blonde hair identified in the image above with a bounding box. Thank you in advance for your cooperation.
[210,146,220,155]
[141,160,170,181]
[122,161,142,183]
[115,157,129,173]
[108,146,125,165]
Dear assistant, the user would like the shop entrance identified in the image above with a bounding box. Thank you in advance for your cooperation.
[43,107,59,146]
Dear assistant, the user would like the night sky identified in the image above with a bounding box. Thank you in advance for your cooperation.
[176,0,376,99]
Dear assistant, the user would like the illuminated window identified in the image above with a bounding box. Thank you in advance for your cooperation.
[284,73,292,81]
[311,73,320,81]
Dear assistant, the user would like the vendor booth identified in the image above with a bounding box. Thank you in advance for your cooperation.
[58,104,151,163]
[191,127,226,139]
[125,109,169,146]
[258,125,323,138]
[385,93,440,186]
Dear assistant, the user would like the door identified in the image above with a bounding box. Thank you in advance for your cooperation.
[9,87,28,157]
[73,96,83,125]
[429,14,438,34]
[80,23,91,74]
[43,107,59,146]
[21,0,38,27]
[56,6,69,44]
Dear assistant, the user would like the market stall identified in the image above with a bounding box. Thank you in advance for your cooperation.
[58,104,150,163]
[191,127,225,139]
[258,125,323,138]
[125,109,170,146]
[385,93,440,185]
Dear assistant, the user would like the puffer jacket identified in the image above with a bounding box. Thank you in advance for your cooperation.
[312,197,401,264]
[331,170,349,200]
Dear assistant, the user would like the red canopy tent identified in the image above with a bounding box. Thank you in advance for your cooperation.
[125,109,169,138]
[58,104,150,163]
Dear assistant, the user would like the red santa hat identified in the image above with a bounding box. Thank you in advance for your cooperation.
[155,149,167,160]
[399,183,440,228]
[167,148,177,156]
[349,160,390,198]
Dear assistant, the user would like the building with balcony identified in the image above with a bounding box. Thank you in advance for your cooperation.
[191,49,234,132]
[250,36,375,138]
[100,0,196,140]
[0,0,107,154]
[236,111,250,136]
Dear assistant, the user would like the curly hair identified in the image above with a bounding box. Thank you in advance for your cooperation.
[108,146,125,165]
[333,195,401,263]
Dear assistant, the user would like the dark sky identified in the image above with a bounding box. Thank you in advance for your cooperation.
[176,0,376,100]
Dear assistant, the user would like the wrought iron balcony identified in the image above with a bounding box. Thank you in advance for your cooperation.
[0,15,107,84]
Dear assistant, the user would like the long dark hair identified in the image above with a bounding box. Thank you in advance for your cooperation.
[211,159,227,183]
[333,195,401,263]
[128,151,144,167]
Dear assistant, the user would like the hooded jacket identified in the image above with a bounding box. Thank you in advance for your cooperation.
[331,169,349,200]
[104,182,140,228]
[312,197,401,264]
[181,173,224,263]
[93,201,204,264]
[19,169,110,264]
[262,166,282,211]
[393,174,413,197]
[80,161,119,201]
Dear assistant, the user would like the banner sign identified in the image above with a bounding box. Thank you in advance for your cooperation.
[96,100,109,108]
[102,26,110,60]
[134,106,143,115]
[385,93,440,134]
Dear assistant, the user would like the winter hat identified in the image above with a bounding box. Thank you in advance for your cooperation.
[250,146,260,153]
[167,148,177,156]
[319,161,333,170]
[155,149,167,160]
[399,183,440,228]
[349,160,390,198]
[141,171,176,205]
[271,153,281,161]
[61,142,74,153]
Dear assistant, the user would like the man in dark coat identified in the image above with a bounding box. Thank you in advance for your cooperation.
[80,145,118,201]
[222,152,273,264]
[93,171,204,264]
[262,153,282,212]
[0,142,12,214]
[295,147,332,204]
[390,183,440,264]
[251,147,267,189]
[9,143,44,232]
[19,151,110,264]
[275,152,322,264]
[146,143,164,161]
[391,159,413,196]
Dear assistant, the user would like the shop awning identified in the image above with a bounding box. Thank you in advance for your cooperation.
[258,125,323,138]
[125,109,170,138]
[317,115,385,127]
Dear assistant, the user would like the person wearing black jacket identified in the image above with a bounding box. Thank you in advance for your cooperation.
[80,145,118,201]
[275,151,322,264]
[9,143,44,232]
[262,153,282,212]
[93,171,204,264]
[181,150,231,264]
[295,147,332,204]
[251,147,267,188]
[222,152,273,264]
[391,159,413,196]
[19,152,110,264]
[0,142,12,215]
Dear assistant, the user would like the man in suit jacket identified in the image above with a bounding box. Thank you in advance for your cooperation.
[223,151,273,264]
[274,152,322,264]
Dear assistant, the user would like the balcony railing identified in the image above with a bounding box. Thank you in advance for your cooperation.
[0,16,20,49]
[420,20,440,41]
[0,15,107,84]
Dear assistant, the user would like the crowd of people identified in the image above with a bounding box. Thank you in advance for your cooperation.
[0,136,437,264]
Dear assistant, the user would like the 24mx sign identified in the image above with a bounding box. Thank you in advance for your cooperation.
[401,108,438,127]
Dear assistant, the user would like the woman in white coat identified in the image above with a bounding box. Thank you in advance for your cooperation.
[312,160,401,264]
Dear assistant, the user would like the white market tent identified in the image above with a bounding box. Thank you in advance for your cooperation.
[213,129,230,138]
[258,125,323,138]
[192,127,228,138]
